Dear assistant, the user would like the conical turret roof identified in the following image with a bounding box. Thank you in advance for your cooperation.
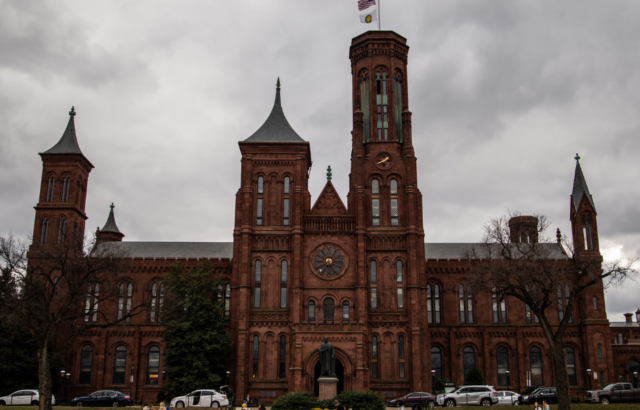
[43,107,84,154]
[101,203,122,233]
[244,78,305,143]
[571,154,596,212]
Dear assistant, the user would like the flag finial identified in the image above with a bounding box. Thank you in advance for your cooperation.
[575,153,580,162]
[276,77,280,90]
[69,106,76,116]
[327,165,332,181]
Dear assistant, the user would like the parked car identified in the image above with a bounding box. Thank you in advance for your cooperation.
[170,390,229,408]
[495,391,520,406]
[585,383,640,404]
[0,390,56,406]
[520,388,557,405]
[436,386,499,407]
[71,390,132,407]
[388,392,436,408]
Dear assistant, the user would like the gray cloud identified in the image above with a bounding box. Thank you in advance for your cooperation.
[1,0,639,321]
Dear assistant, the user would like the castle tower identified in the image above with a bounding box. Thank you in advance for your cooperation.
[348,31,428,390]
[96,203,125,243]
[31,107,94,251]
[570,154,600,257]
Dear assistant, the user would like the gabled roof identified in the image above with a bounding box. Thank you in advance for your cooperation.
[100,203,121,233]
[424,243,568,260]
[94,242,234,259]
[43,107,84,154]
[571,154,596,212]
[310,177,348,216]
[244,79,305,143]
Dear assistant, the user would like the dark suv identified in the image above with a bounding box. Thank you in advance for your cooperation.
[388,392,436,408]
[520,388,557,405]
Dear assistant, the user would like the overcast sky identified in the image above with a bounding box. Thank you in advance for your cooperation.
[1,0,639,321]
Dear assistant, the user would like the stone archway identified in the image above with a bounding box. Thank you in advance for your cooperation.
[304,346,354,396]
[313,359,345,396]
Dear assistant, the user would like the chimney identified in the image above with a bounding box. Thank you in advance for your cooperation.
[509,216,539,243]
[624,313,633,323]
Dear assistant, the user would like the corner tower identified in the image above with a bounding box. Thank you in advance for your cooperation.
[348,31,428,391]
[31,107,94,251]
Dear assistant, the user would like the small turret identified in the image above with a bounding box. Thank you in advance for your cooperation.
[509,216,538,244]
[96,203,124,243]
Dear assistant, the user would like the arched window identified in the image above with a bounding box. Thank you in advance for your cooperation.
[46,175,55,202]
[463,347,476,384]
[459,285,474,324]
[52,277,59,298]
[619,333,624,345]
[117,283,125,320]
[529,346,543,386]
[57,217,67,243]
[147,346,160,385]
[427,285,433,324]
[323,298,335,321]
[279,336,287,379]
[582,214,594,250]
[434,284,441,323]
[112,345,127,385]
[361,73,371,142]
[283,176,290,226]
[371,179,380,226]
[150,282,163,323]
[117,282,133,322]
[390,179,399,226]
[224,284,231,317]
[565,285,573,323]
[308,300,316,322]
[342,301,350,323]
[252,335,259,378]
[84,283,99,322]
[525,229,530,243]
[256,176,264,226]
[525,285,540,324]
[557,285,564,321]
[280,260,288,308]
[398,335,406,379]
[496,346,509,386]
[254,260,262,308]
[565,346,577,386]
[629,359,640,388]
[79,345,93,385]
[597,343,603,360]
[371,336,379,379]
[593,297,598,311]
[61,175,71,202]
[370,260,378,309]
[375,71,389,140]
[396,260,404,309]
[431,347,442,379]
[393,73,403,142]
[40,217,49,244]
[492,288,507,324]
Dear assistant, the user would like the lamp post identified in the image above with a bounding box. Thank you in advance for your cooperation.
[506,371,511,405]
[634,372,638,389]
[587,369,592,391]
[635,308,639,324]
[225,371,232,406]
[162,371,166,399]
[431,370,436,393]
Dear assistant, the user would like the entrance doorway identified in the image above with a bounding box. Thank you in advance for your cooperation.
[313,360,344,397]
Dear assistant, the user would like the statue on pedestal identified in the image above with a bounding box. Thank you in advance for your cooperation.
[318,336,336,377]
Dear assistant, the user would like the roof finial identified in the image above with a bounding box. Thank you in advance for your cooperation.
[276,77,281,90]
[575,153,580,162]
[110,202,115,212]
[69,106,76,116]
[556,228,562,244]
[327,165,332,181]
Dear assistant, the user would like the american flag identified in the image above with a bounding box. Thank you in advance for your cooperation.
[358,0,376,11]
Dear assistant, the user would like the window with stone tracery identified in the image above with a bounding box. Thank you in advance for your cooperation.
[280,260,288,308]
[254,260,262,309]
[371,179,380,227]
[398,335,406,379]
[256,176,264,226]
[283,176,290,226]
[370,260,378,309]
[376,71,388,140]
[396,260,404,309]
[371,336,379,379]
[390,179,399,226]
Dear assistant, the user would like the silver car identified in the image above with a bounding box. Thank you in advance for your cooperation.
[496,391,520,406]
[0,390,56,406]
[437,386,499,407]
[170,390,229,408]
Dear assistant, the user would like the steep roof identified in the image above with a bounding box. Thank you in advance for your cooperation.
[100,203,122,233]
[94,242,234,259]
[43,107,84,154]
[571,154,596,212]
[310,168,348,216]
[424,243,568,260]
[244,78,305,143]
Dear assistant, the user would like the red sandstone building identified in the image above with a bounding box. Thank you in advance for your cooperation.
[30,31,640,404]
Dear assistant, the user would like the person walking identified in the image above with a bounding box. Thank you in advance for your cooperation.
[159,402,170,410]
[542,401,550,410]
[257,404,266,410]
[333,399,345,410]
[533,402,542,410]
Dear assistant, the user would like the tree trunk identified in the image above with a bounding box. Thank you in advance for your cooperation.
[37,343,53,410]
[551,345,572,410]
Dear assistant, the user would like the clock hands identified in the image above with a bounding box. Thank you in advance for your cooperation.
[377,156,390,165]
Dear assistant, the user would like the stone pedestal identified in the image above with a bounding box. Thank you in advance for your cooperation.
[318,377,339,400]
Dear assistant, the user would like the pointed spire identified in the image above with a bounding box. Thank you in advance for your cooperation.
[43,106,84,154]
[327,165,332,181]
[100,203,122,233]
[244,79,305,143]
[572,153,596,212]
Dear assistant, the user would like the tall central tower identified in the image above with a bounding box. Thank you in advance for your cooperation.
[348,31,428,389]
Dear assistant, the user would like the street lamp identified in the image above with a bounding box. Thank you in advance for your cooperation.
[506,371,512,404]
[634,372,638,389]
[431,370,436,393]
[587,369,592,390]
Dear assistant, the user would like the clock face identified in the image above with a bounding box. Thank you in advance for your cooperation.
[374,152,393,170]
[309,243,349,280]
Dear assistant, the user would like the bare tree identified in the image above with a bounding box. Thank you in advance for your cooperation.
[0,231,148,410]
[464,213,637,410]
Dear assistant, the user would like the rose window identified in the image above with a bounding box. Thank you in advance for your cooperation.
[312,245,345,278]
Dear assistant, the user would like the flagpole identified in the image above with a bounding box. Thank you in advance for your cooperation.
[378,0,381,30]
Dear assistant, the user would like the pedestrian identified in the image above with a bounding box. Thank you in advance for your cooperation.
[333,399,345,410]
[257,404,266,410]
[226,386,235,407]
[533,401,542,410]
[542,401,550,410]
[160,402,170,410]
[246,395,251,406]
[242,399,247,409]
